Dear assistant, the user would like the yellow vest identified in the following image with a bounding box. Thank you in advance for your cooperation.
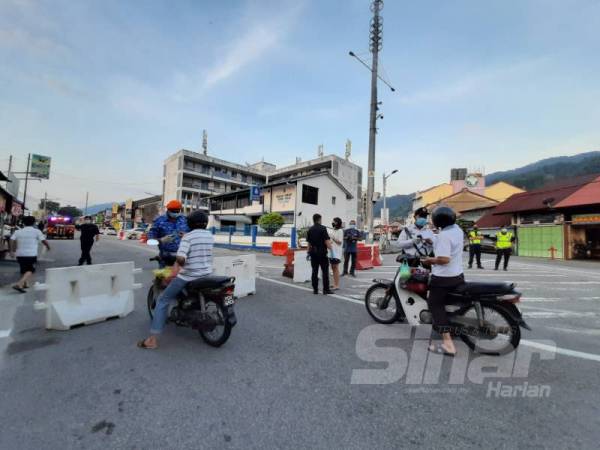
[496,232,513,249]
[469,230,481,244]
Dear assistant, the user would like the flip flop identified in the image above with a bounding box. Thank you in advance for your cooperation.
[12,286,26,294]
[428,343,456,357]
[137,340,157,350]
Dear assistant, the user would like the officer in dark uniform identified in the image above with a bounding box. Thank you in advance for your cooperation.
[306,214,333,295]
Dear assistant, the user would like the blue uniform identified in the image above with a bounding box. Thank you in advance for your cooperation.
[147,215,189,254]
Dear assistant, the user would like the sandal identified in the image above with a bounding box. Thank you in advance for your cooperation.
[137,340,157,350]
[12,285,26,294]
[428,343,456,357]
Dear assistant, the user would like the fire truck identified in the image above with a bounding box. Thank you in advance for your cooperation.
[46,216,76,240]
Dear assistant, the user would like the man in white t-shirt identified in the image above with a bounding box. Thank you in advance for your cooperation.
[10,216,51,293]
[421,206,465,357]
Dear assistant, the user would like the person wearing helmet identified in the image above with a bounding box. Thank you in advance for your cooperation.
[393,207,434,256]
[138,211,213,349]
[147,200,190,268]
[421,206,465,357]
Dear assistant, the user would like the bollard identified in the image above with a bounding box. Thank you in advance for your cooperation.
[211,226,216,235]
[228,225,234,245]
[290,227,297,249]
[251,225,258,248]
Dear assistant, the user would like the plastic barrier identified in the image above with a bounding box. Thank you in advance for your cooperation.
[292,250,312,283]
[283,248,298,278]
[34,262,142,331]
[213,254,256,298]
[372,244,382,266]
[139,234,148,244]
[356,246,374,270]
[271,241,289,256]
[119,231,126,240]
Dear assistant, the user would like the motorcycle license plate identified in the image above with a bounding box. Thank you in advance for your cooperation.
[224,295,235,306]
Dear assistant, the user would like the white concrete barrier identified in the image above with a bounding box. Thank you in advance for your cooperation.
[34,262,142,331]
[213,254,256,298]
[293,250,312,283]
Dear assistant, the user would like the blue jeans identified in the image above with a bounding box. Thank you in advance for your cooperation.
[150,277,188,334]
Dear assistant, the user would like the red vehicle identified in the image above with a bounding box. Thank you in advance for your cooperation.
[46,216,75,240]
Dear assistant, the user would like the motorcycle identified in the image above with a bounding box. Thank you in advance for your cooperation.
[146,239,237,347]
[364,253,530,355]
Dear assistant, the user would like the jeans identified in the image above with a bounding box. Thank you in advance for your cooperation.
[343,251,357,275]
[150,276,188,334]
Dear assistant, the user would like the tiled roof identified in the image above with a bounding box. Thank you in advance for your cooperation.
[476,210,513,229]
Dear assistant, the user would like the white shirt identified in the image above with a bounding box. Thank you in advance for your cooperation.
[176,229,214,281]
[431,224,464,277]
[394,224,434,256]
[11,226,45,257]
[329,228,343,260]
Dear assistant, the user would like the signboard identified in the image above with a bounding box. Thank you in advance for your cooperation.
[30,154,52,179]
[6,172,20,198]
[271,185,295,212]
[112,203,119,214]
[250,186,261,202]
[572,214,600,225]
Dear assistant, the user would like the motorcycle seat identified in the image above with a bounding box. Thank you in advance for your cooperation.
[186,275,233,290]
[452,281,514,296]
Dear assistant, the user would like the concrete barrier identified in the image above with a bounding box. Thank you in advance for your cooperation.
[34,262,142,331]
[292,250,312,283]
[213,254,256,298]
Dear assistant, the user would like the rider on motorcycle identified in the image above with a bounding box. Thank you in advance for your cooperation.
[138,211,214,350]
[393,207,434,256]
[147,200,189,268]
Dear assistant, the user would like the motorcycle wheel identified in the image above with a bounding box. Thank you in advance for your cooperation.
[147,285,158,319]
[199,300,232,347]
[457,303,521,355]
[365,283,401,324]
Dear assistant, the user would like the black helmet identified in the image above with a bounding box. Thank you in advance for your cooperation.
[187,211,208,230]
[414,207,429,218]
[432,206,456,229]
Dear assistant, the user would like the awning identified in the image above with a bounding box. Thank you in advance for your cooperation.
[216,215,252,224]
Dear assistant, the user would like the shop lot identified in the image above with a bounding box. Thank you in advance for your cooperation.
[0,238,599,449]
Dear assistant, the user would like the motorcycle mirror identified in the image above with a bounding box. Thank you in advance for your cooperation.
[146,239,160,246]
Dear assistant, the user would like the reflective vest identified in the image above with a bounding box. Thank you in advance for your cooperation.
[496,232,513,249]
[469,230,481,245]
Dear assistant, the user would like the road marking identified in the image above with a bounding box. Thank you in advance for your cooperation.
[523,311,597,319]
[522,297,600,302]
[257,275,600,363]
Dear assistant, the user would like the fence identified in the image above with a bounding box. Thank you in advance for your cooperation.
[211,225,297,250]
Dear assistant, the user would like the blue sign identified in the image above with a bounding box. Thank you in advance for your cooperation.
[250,186,261,202]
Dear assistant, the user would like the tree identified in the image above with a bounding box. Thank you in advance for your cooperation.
[258,212,285,236]
[39,199,60,213]
[57,205,83,218]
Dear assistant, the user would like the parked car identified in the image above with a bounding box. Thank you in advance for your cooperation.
[125,227,147,240]
[102,227,118,236]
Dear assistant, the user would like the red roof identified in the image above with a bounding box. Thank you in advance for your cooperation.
[492,173,600,215]
[476,210,513,229]
[555,175,600,208]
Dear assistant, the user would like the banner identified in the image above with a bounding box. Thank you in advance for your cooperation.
[572,214,600,225]
[30,154,52,179]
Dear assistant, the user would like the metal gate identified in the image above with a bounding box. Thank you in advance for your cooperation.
[518,225,564,258]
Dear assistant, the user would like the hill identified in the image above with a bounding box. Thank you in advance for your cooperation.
[374,193,414,220]
[85,203,115,215]
[486,151,600,191]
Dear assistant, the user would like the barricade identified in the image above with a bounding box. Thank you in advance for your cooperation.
[356,246,374,270]
[292,250,312,283]
[34,262,142,331]
[283,248,300,278]
[213,254,256,298]
[372,244,382,266]
[119,231,126,240]
[139,234,148,244]
[271,241,289,256]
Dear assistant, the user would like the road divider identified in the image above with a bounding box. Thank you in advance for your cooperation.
[214,254,256,298]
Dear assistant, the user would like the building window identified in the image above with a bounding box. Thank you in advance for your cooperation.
[259,195,264,205]
[332,196,336,205]
[332,161,339,176]
[223,197,236,210]
[201,180,209,190]
[302,184,319,205]
[242,174,248,183]
[237,196,249,208]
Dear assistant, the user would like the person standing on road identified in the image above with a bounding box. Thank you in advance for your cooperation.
[493,227,515,271]
[307,214,333,295]
[78,216,100,265]
[138,211,213,350]
[329,217,343,290]
[393,207,434,257]
[421,206,464,357]
[342,220,361,277]
[147,200,190,268]
[468,225,484,269]
[10,216,50,293]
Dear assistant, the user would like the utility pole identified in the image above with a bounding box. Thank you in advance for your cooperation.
[43,192,48,218]
[366,0,383,241]
[382,169,398,227]
[22,153,31,214]
[84,192,89,215]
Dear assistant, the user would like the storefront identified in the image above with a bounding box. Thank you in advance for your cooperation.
[568,214,600,259]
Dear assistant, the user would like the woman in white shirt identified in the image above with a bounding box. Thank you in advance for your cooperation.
[329,217,344,290]
[10,216,50,293]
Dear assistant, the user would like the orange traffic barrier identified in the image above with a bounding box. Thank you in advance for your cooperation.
[271,241,289,256]
[372,245,382,266]
[356,246,373,270]
[282,248,299,278]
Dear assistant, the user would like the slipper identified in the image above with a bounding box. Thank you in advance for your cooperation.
[12,286,26,294]
[428,343,456,357]
[137,340,157,350]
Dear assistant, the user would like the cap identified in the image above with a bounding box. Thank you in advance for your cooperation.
[166,199,182,211]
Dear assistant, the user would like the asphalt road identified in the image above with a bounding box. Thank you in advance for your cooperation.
[1,237,599,449]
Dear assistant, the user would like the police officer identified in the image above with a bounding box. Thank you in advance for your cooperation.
[468,225,484,269]
[147,200,190,267]
[493,227,515,271]
[393,207,434,256]
[306,213,333,295]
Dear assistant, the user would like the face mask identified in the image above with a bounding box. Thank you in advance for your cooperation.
[415,217,427,228]
[167,211,180,219]
[501,229,508,234]
[349,224,356,229]
[332,223,336,228]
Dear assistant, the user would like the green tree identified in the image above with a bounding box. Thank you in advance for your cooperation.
[39,199,60,213]
[57,205,83,218]
[258,212,285,236]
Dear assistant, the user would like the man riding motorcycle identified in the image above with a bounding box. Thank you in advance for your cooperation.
[147,200,189,267]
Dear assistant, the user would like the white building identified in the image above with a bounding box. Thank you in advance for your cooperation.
[208,173,357,232]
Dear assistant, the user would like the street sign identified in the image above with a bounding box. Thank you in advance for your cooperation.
[250,186,261,202]
[30,154,52,179]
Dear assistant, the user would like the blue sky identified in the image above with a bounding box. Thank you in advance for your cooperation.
[1,0,599,208]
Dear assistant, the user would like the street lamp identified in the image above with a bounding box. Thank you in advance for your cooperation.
[382,169,398,227]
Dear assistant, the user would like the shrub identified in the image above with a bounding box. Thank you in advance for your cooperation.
[258,212,285,236]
